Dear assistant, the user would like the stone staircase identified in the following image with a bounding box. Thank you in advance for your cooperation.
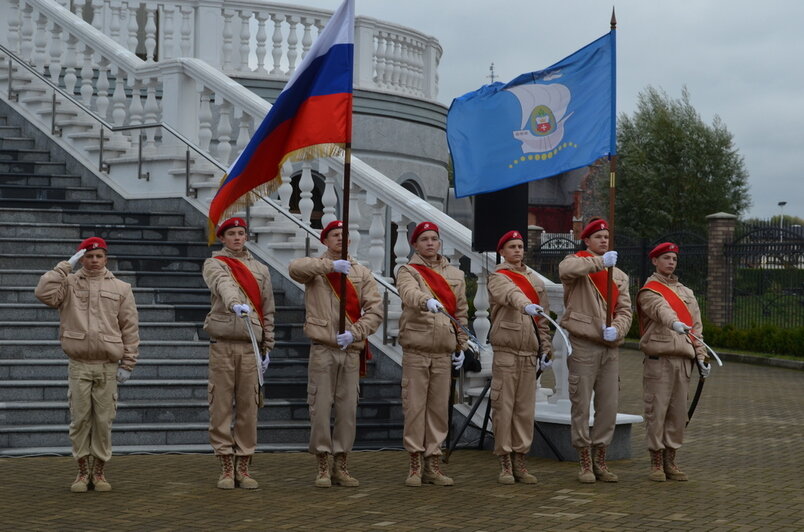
[0,115,403,456]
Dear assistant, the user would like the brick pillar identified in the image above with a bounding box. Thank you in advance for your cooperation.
[706,212,737,326]
[526,225,543,268]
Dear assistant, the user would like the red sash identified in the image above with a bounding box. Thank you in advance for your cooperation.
[495,268,541,324]
[638,281,693,339]
[576,250,619,309]
[407,263,458,316]
[325,271,372,377]
[214,256,264,326]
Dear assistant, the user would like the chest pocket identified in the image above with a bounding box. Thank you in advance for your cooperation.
[72,288,90,310]
[100,290,121,312]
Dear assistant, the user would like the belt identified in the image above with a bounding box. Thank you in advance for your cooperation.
[647,355,659,360]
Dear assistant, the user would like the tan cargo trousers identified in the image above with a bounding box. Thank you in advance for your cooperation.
[401,351,451,457]
[491,351,538,456]
[307,344,360,455]
[567,336,619,449]
[643,355,692,451]
[208,340,260,456]
[68,360,118,462]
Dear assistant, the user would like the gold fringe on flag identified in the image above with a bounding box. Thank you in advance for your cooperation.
[207,142,345,245]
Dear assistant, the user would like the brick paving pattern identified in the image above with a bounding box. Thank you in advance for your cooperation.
[2,349,802,531]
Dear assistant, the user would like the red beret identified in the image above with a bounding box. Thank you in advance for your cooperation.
[580,218,609,240]
[320,220,344,242]
[649,242,680,259]
[77,237,107,252]
[216,217,247,237]
[497,230,524,252]
[410,221,439,244]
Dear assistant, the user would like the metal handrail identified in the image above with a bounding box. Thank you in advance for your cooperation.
[1,43,401,298]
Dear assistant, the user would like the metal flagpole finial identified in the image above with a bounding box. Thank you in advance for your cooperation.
[610,7,617,30]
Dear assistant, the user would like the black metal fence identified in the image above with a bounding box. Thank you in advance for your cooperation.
[724,223,804,329]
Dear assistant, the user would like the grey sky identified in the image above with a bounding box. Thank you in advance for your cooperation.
[316,0,804,220]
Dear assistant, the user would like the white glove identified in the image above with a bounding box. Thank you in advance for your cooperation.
[539,353,553,371]
[68,248,86,269]
[116,368,131,384]
[336,330,354,350]
[602,326,618,342]
[698,360,711,379]
[524,303,544,317]
[466,339,480,353]
[332,259,351,274]
[602,251,618,268]
[232,303,251,316]
[426,298,443,314]
[672,321,690,334]
[260,351,270,374]
[452,351,465,370]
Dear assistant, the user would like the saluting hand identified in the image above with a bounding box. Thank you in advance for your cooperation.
[68,248,86,269]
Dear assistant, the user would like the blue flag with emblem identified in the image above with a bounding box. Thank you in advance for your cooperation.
[447,31,616,198]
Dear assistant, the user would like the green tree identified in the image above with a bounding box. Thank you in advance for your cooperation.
[615,86,750,237]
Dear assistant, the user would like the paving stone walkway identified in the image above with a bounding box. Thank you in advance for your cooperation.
[2,349,802,531]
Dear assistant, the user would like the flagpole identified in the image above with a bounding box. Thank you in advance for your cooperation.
[338,142,352,335]
[605,8,617,327]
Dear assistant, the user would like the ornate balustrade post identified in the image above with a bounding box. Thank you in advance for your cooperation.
[365,191,386,276]
[195,0,224,69]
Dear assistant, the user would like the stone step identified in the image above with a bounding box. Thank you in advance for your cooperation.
[0,269,210,289]
[0,303,305,324]
[0,237,211,257]
[0,357,311,380]
[0,137,35,150]
[0,160,67,175]
[0,339,311,359]
[0,183,98,201]
[0,377,400,402]
[0,125,23,138]
[0,173,83,187]
[0,396,403,425]
[0,222,205,241]
[0,419,404,448]
[0,255,206,274]
[0,197,113,210]
[0,146,50,161]
[0,321,307,342]
[0,207,187,226]
[1,285,219,306]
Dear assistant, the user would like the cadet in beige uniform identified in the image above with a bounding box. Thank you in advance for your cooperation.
[203,217,275,489]
[637,242,708,482]
[559,218,632,483]
[35,237,139,492]
[487,230,553,484]
[288,220,382,488]
[396,222,468,487]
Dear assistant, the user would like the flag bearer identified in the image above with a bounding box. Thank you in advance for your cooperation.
[487,231,553,484]
[203,218,275,489]
[637,242,708,482]
[35,237,139,492]
[289,220,382,488]
[559,218,632,483]
[396,222,468,487]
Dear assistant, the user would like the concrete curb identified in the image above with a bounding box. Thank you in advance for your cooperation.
[622,341,804,371]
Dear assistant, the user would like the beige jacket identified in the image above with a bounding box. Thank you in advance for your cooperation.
[288,250,382,351]
[558,251,632,346]
[35,262,139,370]
[202,247,276,351]
[396,253,469,356]
[488,262,552,357]
[638,273,706,359]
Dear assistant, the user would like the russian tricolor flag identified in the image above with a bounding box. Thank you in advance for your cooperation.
[208,0,354,237]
